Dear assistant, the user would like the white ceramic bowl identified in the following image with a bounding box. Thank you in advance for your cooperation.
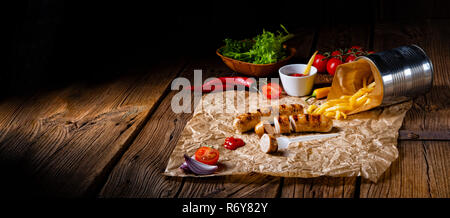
[279,64,317,97]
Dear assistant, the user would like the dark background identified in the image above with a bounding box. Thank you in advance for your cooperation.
[4,0,450,98]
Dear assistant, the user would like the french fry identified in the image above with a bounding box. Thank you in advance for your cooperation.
[307,105,317,114]
[349,97,357,108]
[324,111,335,118]
[350,89,365,101]
[335,110,341,120]
[335,103,352,107]
[313,104,331,114]
[327,98,348,104]
[308,82,376,120]
[340,111,347,119]
[325,105,352,112]
[360,87,373,93]
[355,93,369,106]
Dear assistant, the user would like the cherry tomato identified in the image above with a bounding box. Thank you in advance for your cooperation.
[223,137,245,150]
[312,54,328,73]
[331,50,342,57]
[367,51,375,54]
[195,146,220,165]
[326,58,343,76]
[345,54,357,63]
[347,46,363,56]
[262,83,282,99]
[350,45,363,50]
[331,50,346,60]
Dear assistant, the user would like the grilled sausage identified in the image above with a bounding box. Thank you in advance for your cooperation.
[260,134,278,154]
[254,120,267,137]
[278,104,303,116]
[274,115,291,134]
[233,112,262,133]
[233,104,303,133]
[256,107,272,116]
[289,114,333,133]
[255,120,276,137]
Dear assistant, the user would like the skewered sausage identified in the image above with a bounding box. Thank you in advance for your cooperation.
[255,120,276,137]
[233,112,261,133]
[233,104,303,133]
[255,120,268,137]
[289,114,333,133]
[273,115,291,134]
[278,104,303,116]
[259,133,278,154]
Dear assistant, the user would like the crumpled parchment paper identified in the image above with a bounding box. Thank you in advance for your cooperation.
[163,90,412,182]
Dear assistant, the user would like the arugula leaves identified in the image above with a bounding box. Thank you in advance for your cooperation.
[220,25,294,64]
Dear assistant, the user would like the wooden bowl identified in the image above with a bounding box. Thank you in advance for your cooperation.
[216,47,296,77]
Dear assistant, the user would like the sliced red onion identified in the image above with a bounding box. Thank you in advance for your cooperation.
[181,154,218,175]
[180,161,189,172]
[179,155,194,172]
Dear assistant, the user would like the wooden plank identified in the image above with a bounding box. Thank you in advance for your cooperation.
[360,20,450,198]
[97,87,188,198]
[281,177,356,198]
[0,59,186,197]
[398,130,450,141]
[281,23,372,198]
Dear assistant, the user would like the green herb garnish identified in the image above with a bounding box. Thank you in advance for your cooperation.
[220,24,294,64]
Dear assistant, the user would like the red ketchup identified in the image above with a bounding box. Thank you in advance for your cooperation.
[224,137,245,150]
[289,73,304,77]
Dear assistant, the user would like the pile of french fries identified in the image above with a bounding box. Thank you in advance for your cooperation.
[307,81,376,120]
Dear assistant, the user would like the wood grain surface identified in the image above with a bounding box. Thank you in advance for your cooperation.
[1,20,449,198]
[0,59,186,197]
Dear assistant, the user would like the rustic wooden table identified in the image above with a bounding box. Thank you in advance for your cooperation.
[0,20,448,198]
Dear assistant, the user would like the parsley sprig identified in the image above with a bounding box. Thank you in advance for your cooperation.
[220,25,294,64]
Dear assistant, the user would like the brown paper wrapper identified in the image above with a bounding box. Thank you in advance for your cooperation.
[328,59,384,115]
[164,90,412,182]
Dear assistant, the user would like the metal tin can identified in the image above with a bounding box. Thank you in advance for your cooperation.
[356,45,433,106]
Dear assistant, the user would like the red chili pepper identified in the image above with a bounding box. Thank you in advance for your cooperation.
[216,77,255,87]
[186,77,256,92]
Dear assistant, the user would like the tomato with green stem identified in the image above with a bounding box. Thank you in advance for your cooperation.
[331,50,342,57]
[350,45,363,50]
[346,46,363,56]
[331,50,347,61]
